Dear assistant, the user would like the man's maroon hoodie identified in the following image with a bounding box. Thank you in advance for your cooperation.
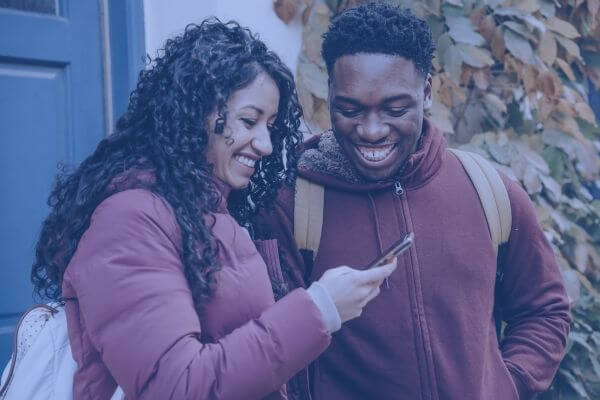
[256,121,570,400]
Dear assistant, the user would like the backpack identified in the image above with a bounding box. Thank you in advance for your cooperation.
[293,148,512,332]
[0,303,124,400]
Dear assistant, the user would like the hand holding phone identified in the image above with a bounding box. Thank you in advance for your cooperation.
[368,232,414,269]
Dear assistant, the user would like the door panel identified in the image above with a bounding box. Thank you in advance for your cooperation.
[0,1,105,365]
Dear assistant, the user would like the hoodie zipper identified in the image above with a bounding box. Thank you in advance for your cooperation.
[394,181,404,196]
[393,188,439,400]
[306,367,313,400]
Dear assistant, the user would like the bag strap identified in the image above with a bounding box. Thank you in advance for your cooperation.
[0,304,59,398]
[294,177,325,261]
[448,148,512,251]
[293,150,512,259]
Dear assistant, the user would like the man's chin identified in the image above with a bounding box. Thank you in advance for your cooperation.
[351,159,403,182]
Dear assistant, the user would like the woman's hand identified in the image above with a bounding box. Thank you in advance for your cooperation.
[316,259,397,323]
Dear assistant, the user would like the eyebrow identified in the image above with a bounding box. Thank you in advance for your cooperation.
[240,105,278,120]
[333,94,415,105]
[240,105,264,114]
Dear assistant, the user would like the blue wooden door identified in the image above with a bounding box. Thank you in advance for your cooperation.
[0,0,106,365]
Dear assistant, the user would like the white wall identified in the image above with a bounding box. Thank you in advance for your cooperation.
[143,0,304,73]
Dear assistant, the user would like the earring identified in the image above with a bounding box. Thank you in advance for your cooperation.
[214,117,225,134]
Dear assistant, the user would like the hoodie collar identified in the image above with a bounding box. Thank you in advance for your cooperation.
[298,119,446,192]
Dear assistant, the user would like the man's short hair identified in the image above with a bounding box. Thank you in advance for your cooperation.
[321,2,435,77]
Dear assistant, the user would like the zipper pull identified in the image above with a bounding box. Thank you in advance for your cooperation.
[394,181,404,196]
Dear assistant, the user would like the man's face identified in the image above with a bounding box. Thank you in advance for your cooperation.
[329,53,431,182]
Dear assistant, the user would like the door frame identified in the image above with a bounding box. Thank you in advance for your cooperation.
[103,0,146,132]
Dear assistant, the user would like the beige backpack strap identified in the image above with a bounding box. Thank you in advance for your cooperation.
[448,149,512,251]
[294,177,325,260]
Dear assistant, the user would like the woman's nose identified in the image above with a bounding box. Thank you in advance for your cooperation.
[252,125,273,156]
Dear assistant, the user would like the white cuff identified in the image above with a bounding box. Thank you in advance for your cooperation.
[307,281,342,334]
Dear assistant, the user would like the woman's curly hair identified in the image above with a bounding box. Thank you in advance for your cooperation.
[31,18,303,310]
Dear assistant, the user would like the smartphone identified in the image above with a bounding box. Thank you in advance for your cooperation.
[367,232,414,269]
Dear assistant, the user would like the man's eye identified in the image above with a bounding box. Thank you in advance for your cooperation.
[337,108,361,117]
[241,118,256,128]
[387,108,407,117]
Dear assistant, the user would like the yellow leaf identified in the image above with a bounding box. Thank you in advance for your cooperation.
[523,165,543,194]
[554,35,582,61]
[302,0,314,24]
[538,31,557,65]
[273,0,298,23]
[473,69,489,90]
[574,102,598,125]
[546,16,581,39]
[490,27,506,60]
[477,14,496,43]
[589,0,600,20]
[559,116,588,143]
[429,100,454,134]
[555,58,576,81]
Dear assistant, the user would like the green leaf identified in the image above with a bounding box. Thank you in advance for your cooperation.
[443,44,464,83]
[503,29,536,65]
[456,43,494,68]
[482,93,507,127]
[502,21,538,43]
[554,35,583,62]
[583,50,600,69]
[436,33,453,64]
[541,146,566,180]
[541,174,564,203]
[571,332,594,352]
[523,165,543,194]
[486,141,511,164]
[558,369,589,397]
[543,130,578,159]
[539,0,556,18]
[493,7,526,17]
[441,3,465,18]
[446,15,486,46]
[481,0,505,7]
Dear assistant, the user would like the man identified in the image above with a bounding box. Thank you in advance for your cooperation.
[256,3,570,399]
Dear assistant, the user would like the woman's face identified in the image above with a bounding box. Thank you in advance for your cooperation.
[206,72,280,189]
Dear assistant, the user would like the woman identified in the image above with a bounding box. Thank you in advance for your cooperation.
[31,19,395,399]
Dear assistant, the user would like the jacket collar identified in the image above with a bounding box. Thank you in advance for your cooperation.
[211,175,232,214]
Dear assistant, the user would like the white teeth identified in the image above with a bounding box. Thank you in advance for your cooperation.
[235,155,256,168]
[357,145,395,162]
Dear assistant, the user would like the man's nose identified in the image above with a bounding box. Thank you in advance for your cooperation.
[252,124,273,156]
[357,113,390,143]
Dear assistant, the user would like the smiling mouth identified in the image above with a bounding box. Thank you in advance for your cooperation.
[355,144,396,162]
[234,155,257,168]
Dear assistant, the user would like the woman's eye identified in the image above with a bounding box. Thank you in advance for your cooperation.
[241,118,256,128]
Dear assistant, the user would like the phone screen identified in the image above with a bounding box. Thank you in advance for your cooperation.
[367,232,414,268]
